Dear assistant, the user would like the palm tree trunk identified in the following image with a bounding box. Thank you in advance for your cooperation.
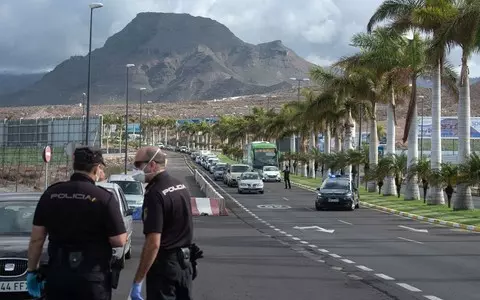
[367,102,379,192]
[344,112,354,175]
[164,128,168,145]
[384,96,397,196]
[323,125,331,181]
[455,57,473,210]
[290,134,296,153]
[428,62,445,205]
[405,86,420,200]
[309,131,316,178]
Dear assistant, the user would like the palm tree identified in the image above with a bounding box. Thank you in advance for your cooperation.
[433,0,480,210]
[430,162,458,208]
[457,152,480,209]
[367,0,458,205]
[407,157,432,203]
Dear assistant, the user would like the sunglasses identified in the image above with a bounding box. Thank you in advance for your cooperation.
[134,148,161,169]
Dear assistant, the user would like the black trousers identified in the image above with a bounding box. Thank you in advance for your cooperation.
[146,251,193,300]
[45,269,111,300]
[284,178,291,189]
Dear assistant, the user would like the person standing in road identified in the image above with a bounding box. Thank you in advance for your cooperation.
[130,146,197,300]
[283,166,291,189]
[26,146,127,300]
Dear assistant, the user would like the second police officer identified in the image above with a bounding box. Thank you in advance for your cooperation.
[130,146,202,300]
[26,146,127,300]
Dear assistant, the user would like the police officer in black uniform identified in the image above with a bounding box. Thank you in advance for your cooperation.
[26,146,127,300]
[130,146,195,300]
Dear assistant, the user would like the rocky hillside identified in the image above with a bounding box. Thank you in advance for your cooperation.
[0,13,313,107]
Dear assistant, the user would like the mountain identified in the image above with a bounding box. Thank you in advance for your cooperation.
[0,73,46,96]
[0,13,313,107]
[416,76,480,87]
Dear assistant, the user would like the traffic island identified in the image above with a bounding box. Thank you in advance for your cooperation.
[289,174,480,233]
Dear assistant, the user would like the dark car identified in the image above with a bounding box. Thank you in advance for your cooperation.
[0,192,48,299]
[315,176,360,211]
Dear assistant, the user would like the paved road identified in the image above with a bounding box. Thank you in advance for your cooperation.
[189,153,480,300]
[113,152,425,299]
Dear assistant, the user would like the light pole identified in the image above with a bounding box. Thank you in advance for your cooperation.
[85,2,103,146]
[124,63,135,174]
[289,77,310,102]
[419,95,425,158]
[82,92,86,143]
[139,87,146,148]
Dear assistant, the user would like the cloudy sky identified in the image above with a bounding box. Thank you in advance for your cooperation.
[0,0,476,75]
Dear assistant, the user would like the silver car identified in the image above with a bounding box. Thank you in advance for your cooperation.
[213,163,227,180]
[96,182,133,266]
[108,174,145,211]
[237,172,264,194]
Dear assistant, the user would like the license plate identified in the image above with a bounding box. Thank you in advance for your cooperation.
[0,281,27,292]
[328,198,339,203]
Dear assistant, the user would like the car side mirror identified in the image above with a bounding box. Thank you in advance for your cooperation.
[126,208,134,216]
[316,187,320,191]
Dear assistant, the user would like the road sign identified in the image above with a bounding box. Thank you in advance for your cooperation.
[42,146,52,163]
[293,226,335,234]
[257,204,291,209]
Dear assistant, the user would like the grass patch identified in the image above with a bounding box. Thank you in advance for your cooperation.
[360,191,480,226]
[217,154,240,165]
[290,174,322,188]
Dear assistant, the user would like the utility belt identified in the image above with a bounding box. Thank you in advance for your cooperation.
[157,247,191,269]
[48,244,110,272]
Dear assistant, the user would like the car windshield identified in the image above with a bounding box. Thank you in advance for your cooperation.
[321,180,349,190]
[111,181,143,195]
[0,201,37,235]
[242,173,259,180]
[231,166,249,173]
[215,166,226,171]
[264,166,278,171]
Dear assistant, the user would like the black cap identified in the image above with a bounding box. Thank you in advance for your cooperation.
[73,147,105,166]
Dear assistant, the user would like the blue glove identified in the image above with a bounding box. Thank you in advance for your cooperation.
[26,271,44,298]
[130,283,143,300]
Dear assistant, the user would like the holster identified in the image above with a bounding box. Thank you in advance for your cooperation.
[110,257,123,289]
[177,247,191,270]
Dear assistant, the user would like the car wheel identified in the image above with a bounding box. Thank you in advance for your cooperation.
[315,204,322,211]
[125,247,132,260]
[238,189,242,194]
[259,190,264,194]
[349,201,355,211]
[355,200,360,209]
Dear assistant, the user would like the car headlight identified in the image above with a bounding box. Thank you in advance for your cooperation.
[345,192,352,198]
[240,183,247,187]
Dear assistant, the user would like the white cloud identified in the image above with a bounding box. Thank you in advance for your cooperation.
[305,55,334,67]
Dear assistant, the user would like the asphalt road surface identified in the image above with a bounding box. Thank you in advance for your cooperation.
[112,152,429,300]
[187,152,480,300]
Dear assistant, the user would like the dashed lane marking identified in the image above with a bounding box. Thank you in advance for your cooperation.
[318,249,329,253]
[329,254,341,258]
[424,296,443,300]
[397,236,424,244]
[348,274,363,280]
[338,219,353,225]
[397,283,422,292]
[341,259,355,264]
[356,265,373,272]
[375,273,395,280]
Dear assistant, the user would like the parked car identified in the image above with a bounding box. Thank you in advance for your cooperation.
[108,174,145,210]
[238,172,264,194]
[96,182,134,265]
[314,176,359,211]
[206,157,219,172]
[225,164,250,187]
[0,193,47,299]
[260,165,281,182]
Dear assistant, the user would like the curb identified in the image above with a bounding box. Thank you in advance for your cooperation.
[290,180,480,233]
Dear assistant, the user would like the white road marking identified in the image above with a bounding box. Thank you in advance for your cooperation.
[398,225,428,233]
[305,207,315,211]
[338,219,353,225]
[308,244,317,248]
[293,226,335,233]
[318,249,329,253]
[375,273,395,280]
[397,236,424,244]
[348,274,363,280]
[341,259,355,264]
[331,266,343,271]
[396,283,422,292]
[269,225,275,229]
[274,228,281,231]
[329,253,341,258]
[300,241,309,244]
[356,265,373,272]
[424,296,444,300]
[283,197,289,201]
[292,237,301,241]
[317,259,325,263]
[279,231,286,234]
[286,234,293,237]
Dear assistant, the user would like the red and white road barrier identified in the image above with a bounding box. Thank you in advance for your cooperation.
[191,197,228,216]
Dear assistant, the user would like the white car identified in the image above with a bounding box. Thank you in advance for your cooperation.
[261,166,281,182]
[226,164,250,187]
[238,172,264,194]
[108,174,145,210]
[95,182,133,265]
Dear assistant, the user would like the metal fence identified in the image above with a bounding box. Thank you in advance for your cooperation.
[0,116,103,192]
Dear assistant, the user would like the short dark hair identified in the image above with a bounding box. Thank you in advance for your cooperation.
[73,147,105,173]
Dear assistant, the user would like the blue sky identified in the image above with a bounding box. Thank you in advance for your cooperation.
[0,0,475,76]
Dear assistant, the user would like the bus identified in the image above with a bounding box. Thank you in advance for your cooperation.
[243,141,279,171]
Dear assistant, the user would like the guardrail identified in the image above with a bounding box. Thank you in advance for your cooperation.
[193,169,228,215]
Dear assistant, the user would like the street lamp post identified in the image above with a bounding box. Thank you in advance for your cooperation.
[139,87,146,148]
[85,2,104,146]
[289,77,310,154]
[419,95,425,158]
[124,63,135,174]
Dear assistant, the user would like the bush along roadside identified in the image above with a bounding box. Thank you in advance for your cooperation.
[216,154,480,232]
